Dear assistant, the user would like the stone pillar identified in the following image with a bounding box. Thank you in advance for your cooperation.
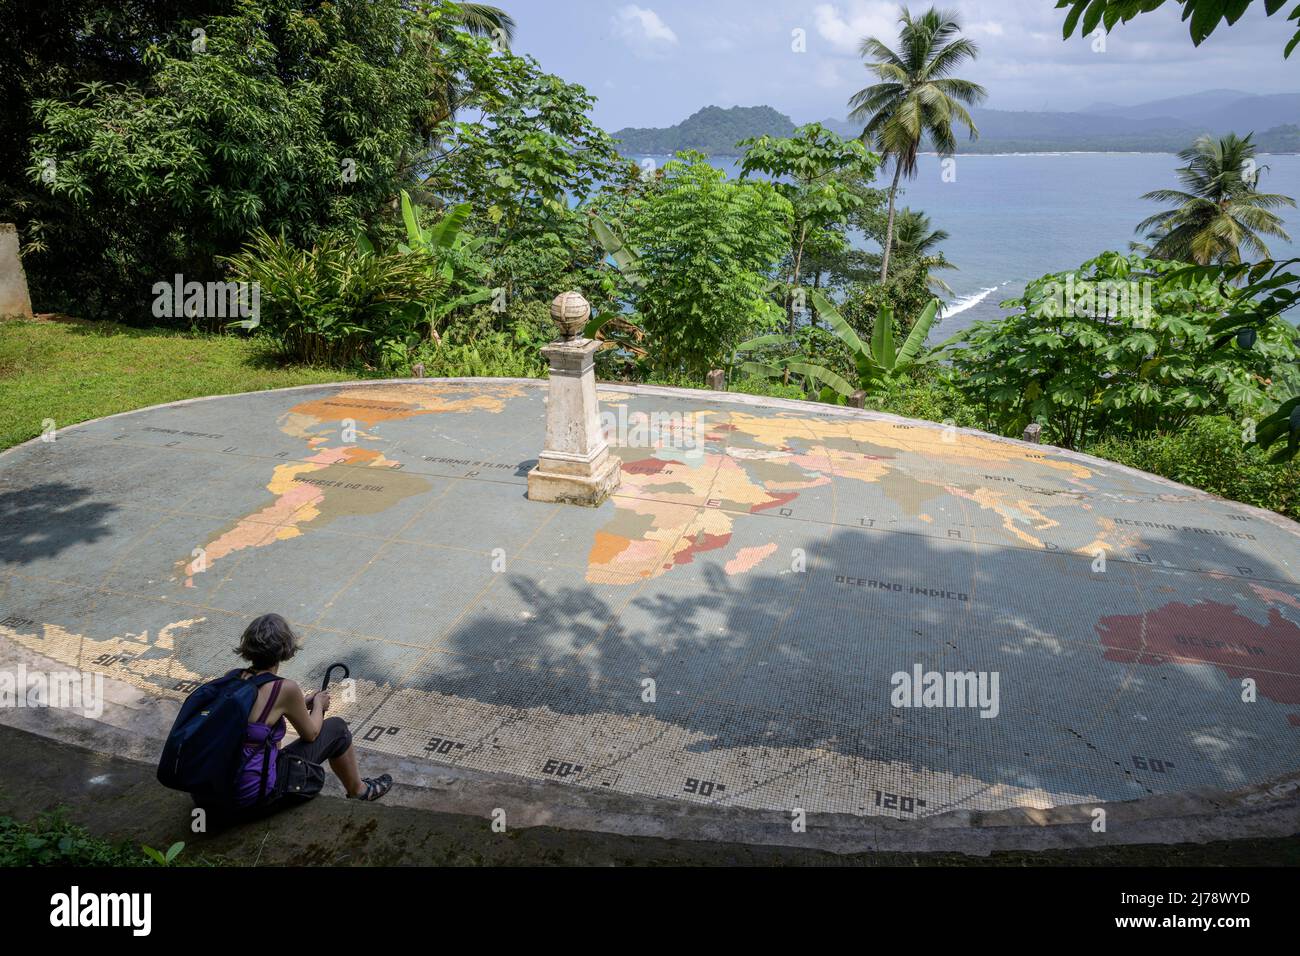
[0,224,34,318]
[526,292,621,507]
[1022,423,1042,444]
[706,369,726,391]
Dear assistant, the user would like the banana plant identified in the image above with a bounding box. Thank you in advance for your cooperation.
[389,190,494,342]
[737,289,951,403]
[583,212,649,357]
[589,213,645,289]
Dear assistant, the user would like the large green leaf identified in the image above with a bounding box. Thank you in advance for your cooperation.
[735,333,794,352]
[590,214,645,287]
[738,360,787,380]
[785,361,856,398]
[584,311,621,339]
[399,189,423,250]
[427,202,472,251]
[870,303,896,370]
[897,298,941,365]
[809,289,865,355]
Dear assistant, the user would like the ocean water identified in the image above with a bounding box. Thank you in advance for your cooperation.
[636,152,1300,338]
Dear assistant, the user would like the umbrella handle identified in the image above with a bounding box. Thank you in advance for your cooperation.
[322,662,350,691]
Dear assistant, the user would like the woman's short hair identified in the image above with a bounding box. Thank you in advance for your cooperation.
[236,614,299,670]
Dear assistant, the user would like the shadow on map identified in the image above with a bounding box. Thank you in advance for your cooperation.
[402,524,1300,803]
[0,482,119,565]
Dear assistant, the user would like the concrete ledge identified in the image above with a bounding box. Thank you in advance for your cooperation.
[3,633,1298,857]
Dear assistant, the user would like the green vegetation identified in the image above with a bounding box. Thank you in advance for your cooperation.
[223,231,445,368]
[1056,0,1300,59]
[612,105,796,157]
[1258,123,1300,152]
[19,0,447,317]
[392,193,493,342]
[443,2,515,42]
[1057,1,1300,463]
[950,252,1300,449]
[739,292,945,403]
[595,152,793,378]
[0,318,372,449]
[1089,416,1300,519]
[887,210,954,295]
[0,811,190,867]
[738,123,881,330]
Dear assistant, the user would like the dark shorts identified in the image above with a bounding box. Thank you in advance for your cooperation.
[281,716,353,765]
[273,717,353,799]
[221,719,354,815]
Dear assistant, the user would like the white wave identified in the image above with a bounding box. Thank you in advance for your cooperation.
[940,285,1000,319]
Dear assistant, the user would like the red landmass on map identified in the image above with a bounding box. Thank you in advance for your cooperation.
[1097,600,1300,716]
[751,491,798,514]
[623,457,672,475]
[672,531,732,566]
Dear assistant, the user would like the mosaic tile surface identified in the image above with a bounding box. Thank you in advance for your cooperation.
[2,380,1299,819]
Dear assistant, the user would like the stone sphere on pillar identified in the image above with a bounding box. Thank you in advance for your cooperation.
[550,291,590,341]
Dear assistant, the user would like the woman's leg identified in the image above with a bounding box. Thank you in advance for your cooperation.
[283,716,391,800]
[328,743,365,797]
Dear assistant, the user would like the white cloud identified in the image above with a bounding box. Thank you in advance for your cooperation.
[814,58,845,90]
[812,2,898,56]
[612,5,679,58]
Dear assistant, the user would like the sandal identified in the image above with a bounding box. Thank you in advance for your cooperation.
[349,774,393,801]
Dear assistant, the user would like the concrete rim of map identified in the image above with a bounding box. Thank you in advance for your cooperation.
[3,377,1300,853]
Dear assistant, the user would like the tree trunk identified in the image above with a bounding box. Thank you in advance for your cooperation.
[812,270,822,329]
[789,222,808,333]
[880,160,904,284]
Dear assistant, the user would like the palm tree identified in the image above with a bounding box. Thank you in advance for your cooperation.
[891,207,947,258]
[1136,133,1296,265]
[890,207,955,294]
[448,3,516,44]
[848,6,985,284]
[417,3,517,144]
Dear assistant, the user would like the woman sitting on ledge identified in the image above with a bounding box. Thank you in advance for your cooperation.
[235,613,392,805]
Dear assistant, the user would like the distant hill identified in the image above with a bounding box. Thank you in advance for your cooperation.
[1259,124,1300,153]
[934,109,1201,153]
[818,113,1204,152]
[615,91,1298,156]
[612,105,795,156]
[819,90,1300,154]
[1080,89,1253,122]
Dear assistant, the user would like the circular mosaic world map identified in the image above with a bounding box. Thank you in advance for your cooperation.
[2,380,1298,819]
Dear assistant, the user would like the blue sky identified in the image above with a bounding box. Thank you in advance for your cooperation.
[504,0,1299,129]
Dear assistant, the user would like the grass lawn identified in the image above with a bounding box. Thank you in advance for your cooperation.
[0,317,373,450]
